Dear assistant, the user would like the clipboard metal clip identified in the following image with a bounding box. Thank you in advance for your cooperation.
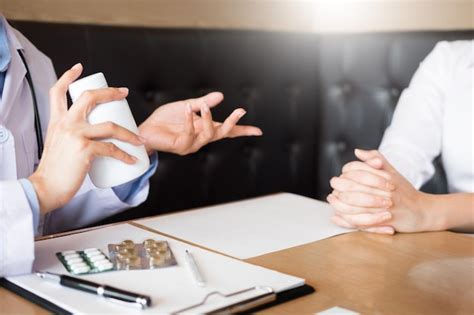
[172,285,276,314]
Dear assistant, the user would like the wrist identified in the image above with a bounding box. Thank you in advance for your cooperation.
[417,192,448,231]
[138,125,155,156]
[28,173,53,214]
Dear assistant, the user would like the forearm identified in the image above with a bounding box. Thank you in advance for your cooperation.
[421,193,474,232]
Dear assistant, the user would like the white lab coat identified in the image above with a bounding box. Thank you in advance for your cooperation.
[0,18,149,276]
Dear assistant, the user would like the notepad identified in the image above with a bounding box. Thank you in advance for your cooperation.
[135,193,354,259]
[6,223,306,313]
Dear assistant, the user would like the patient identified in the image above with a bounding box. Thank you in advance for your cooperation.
[327,40,474,234]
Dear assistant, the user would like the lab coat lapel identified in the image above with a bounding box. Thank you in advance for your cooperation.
[0,19,26,122]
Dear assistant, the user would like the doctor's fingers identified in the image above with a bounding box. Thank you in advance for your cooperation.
[332,190,392,208]
[214,108,245,139]
[330,176,392,198]
[342,161,392,182]
[186,92,224,112]
[68,87,129,121]
[81,122,144,146]
[49,63,83,123]
[197,102,216,145]
[327,193,390,215]
[87,141,137,165]
[340,169,394,191]
[175,104,197,155]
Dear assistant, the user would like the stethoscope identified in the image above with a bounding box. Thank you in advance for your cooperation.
[18,49,43,160]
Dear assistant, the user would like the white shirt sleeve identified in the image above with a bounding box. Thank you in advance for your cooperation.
[0,180,35,277]
[379,42,452,188]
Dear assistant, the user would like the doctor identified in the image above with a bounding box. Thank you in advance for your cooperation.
[0,16,262,276]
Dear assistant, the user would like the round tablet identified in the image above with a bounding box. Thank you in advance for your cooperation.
[143,239,157,247]
[66,257,84,264]
[149,255,164,267]
[121,240,135,249]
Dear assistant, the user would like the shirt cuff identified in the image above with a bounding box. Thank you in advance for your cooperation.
[112,152,158,203]
[18,178,40,231]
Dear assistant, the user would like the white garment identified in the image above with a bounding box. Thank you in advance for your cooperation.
[0,18,149,276]
[380,40,473,193]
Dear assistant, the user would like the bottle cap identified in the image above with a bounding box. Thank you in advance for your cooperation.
[68,72,108,102]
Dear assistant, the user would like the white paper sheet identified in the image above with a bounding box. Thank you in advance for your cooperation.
[136,193,353,259]
[7,224,304,314]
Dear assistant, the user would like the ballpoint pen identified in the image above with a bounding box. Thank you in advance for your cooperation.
[184,250,206,287]
[35,271,152,309]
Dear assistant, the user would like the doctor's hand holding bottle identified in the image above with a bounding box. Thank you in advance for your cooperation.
[29,64,262,215]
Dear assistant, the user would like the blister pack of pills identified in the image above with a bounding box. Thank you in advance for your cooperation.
[108,239,177,270]
[56,248,114,275]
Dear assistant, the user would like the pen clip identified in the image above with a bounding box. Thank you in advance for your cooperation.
[103,296,147,309]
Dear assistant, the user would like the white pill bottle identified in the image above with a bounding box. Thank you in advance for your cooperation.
[68,73,150,188]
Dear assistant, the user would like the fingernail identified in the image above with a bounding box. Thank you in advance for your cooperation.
[254,128,263,136]
[237,109,247,118]
[380,211,392,221]
[186,104,192,114]
[118,87,129,94]
[327,194,333,201]
[71,63,82,70]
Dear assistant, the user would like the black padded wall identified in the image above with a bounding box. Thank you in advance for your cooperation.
[11,21,473,224]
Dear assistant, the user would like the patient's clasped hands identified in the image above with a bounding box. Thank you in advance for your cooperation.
[328,149,434,234]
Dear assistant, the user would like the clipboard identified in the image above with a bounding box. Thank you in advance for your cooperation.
[2,223,314,313]
[1,278,315,314]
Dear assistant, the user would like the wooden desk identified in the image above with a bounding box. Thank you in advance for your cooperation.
[1,229,473,314]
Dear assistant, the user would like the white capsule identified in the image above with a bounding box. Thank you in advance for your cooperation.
[97,262,113,271]
[89,254,106,262]
[72,266,91,274]
[86,252,103,259]
[70,262,88,269]
[64,253,81,260]
[93,259,110,266]
[84,248,99,253]
[66,257,84,264]
[61,250,77,256]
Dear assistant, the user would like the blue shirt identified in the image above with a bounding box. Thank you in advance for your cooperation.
[0,18,11,96]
